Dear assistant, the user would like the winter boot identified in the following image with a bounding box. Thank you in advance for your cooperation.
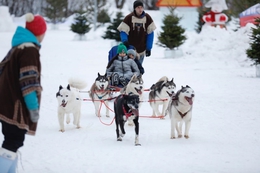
[0,148,17,173]
[8,156,18,173]
[111,73,119,86]
[119,77,129,86]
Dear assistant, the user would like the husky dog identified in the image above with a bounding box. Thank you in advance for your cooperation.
[149,76,176,118]
[56,78,87,132]
[121,75,144,125]
[114,94,141,146]
[168,85,195,139]
[121,75,144,98]
[89,73,110,117]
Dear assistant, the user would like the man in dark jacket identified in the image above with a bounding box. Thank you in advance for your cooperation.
[0,13,46,173]
[117,0,156,65]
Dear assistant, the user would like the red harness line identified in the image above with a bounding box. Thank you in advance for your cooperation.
[80,88,151,93]
[97,100,115,126]
[122,105,135,119]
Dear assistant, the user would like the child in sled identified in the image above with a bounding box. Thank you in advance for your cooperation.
[106,43,140,88]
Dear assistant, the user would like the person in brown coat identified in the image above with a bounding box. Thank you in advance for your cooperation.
[0,13,47,173]
[117,0,156,65]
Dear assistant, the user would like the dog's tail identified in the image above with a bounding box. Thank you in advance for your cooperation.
[68,77,87,90]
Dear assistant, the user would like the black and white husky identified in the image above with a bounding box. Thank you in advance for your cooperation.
[120,74,144,99]
[120,75,144,125]
[89,73,110,117]
[149,76,176,118]
[56,78,87,132]
[167,85,195,139]
[114,94,141,146]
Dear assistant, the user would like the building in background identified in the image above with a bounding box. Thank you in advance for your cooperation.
[156,0,202,31]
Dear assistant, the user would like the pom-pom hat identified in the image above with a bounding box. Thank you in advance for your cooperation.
[25,13,47,36]
[133,0,143,9]
[117,43,127,54]
[127,49,136,58]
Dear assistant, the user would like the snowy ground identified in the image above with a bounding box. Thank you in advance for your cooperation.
[0,9,260,173]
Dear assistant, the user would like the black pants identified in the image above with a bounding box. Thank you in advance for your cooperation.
[1,121,27,152]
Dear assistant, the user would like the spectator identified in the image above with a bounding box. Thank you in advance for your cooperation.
[117,0,156,65]
[0,13,46,173]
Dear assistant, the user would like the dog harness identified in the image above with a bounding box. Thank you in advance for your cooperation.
[177,110,189,118]
[122,105,134,119]
[171,96,191,118]
[94,90,109,99]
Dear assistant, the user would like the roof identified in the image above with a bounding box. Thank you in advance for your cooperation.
[156,0,202,7]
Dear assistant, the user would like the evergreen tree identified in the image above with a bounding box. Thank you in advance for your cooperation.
[246,18,260,65]
[70,13,91,40]
[97,9,110,25]
[44,0,68,24]
[195,6,207,33]
[157,8,187,50]
[102,12,124,42]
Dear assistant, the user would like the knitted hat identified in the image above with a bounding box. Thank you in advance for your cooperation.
[117,43,127,54]
[127,49,136,58]
[25,13,47,36]
[133,0,144,9]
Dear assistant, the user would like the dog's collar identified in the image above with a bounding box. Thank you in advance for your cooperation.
[94,90,109,99]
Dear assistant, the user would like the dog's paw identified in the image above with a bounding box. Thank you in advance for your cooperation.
[184,135,189,139]
[117,137,122,141]
[59,129,65,132]
[120,133,125,138]
[135,143,141,146]
[170,136,176,139]
[106,115,110,118]
[178,135,182,138]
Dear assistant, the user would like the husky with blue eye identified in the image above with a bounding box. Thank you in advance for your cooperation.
[167,85,195,139]
[56,78,87,132]
[149,76,176,118]
[89,73,110,117]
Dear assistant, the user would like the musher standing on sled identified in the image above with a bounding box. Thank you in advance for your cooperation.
[117,0,156,65]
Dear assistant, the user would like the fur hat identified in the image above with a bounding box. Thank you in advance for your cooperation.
[127,49,136,58]
[25,13,47,36]
[133,0,143,9]
[117,43,127,54]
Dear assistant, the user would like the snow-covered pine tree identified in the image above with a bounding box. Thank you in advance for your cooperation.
[102,11,124,42]
[44,0,67,25]
[70,13,91,40]
[97,9,110,25]
[157,8,187,50]
[246,17,260,65]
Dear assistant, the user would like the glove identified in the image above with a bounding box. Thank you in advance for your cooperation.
[146,50,151,57]
[123,41,130,48]
[29,109,39,123]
